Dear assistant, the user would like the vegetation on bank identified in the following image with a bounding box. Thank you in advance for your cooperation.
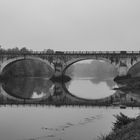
[99,113,140,140]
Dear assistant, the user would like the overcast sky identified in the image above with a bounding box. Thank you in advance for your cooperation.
[0,0,140,51]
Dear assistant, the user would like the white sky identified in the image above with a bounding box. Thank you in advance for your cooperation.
[0,0,140,51]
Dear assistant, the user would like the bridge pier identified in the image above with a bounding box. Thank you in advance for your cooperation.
[117,58,138,76]
[117,59,128,76]
[118,66,128,76]
[53,60,65,77]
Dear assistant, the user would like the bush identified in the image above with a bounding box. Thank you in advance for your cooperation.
[113,112,135,131]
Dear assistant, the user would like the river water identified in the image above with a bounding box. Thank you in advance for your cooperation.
[66,78,116,99]
[0,60,140,140]
[0,77,139,140]
[0,106,139,140]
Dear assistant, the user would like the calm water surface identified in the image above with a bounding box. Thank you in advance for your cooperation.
[1,77,117,100]
[2,77,54,99]
[66,78,116,99]
[0,106,139,140]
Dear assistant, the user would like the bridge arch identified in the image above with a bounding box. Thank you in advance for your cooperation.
[62,57,118,76]
[127,61,140,77]
[0,56,54,77]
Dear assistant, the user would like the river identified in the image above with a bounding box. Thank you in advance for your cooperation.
[0,106,139,140]
[0,77,139,140]
[0,60,139,140]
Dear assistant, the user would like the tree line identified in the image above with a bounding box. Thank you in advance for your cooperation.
[0,46,54,54]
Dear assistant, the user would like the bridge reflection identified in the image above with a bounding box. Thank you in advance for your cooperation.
[0,76,140,107]
[0,77,115,106]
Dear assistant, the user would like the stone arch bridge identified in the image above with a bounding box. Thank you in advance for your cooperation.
[0,51,140,77]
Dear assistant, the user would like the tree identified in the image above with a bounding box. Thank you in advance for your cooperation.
[20,47,29,53]
[11,47,20,53]
[44,49,54,54]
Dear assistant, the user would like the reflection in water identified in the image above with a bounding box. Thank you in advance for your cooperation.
[66,79,116,99]
[2,77,54,99]
[0,76,118,106]
[113,76,140,105]
[90,78,116,89]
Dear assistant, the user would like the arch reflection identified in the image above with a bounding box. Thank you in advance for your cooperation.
[2,77,54,100]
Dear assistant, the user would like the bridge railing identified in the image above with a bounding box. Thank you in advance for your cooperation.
[1,50,140,55]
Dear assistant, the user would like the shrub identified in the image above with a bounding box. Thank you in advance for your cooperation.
[113,112,135,131]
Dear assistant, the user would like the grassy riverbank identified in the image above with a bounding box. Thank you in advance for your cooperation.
[99,113,140,140]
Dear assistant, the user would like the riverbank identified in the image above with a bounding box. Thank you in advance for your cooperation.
[100,113,140,140]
